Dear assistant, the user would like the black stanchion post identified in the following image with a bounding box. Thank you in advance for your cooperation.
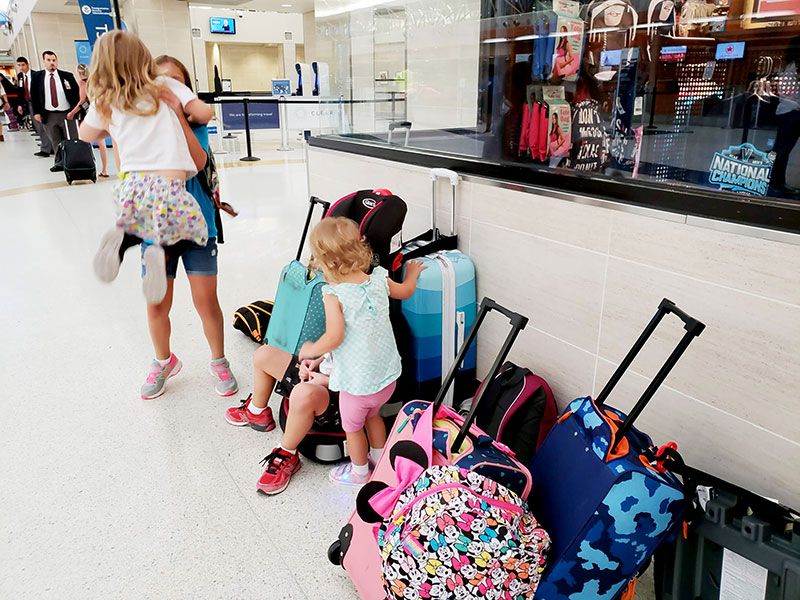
[240,97,260,162]
[112,0,122,29]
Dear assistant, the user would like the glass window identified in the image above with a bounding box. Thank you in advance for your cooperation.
[314,0,800,215]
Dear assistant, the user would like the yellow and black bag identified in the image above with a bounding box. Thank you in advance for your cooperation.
[233,300,274,344]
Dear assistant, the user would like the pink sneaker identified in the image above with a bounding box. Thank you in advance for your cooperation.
[209,357,239,397]
[140,353,182,399]
[329,462,371,488]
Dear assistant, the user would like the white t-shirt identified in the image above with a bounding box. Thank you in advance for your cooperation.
[84,76,198,176]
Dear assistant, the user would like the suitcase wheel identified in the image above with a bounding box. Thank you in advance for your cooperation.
[327,539,342,566]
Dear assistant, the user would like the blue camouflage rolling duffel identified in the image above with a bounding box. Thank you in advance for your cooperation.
[528,299,705,600]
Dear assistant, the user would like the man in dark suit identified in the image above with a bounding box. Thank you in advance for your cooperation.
[31,50,80,172]
[15,56,54,157]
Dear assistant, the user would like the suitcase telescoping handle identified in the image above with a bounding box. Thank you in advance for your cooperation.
[433,297,529,452]
[430,168,459,241]
[596,298,705,450]
[297,196,332,262]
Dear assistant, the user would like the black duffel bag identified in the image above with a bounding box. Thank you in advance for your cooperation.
[233,300,274,344]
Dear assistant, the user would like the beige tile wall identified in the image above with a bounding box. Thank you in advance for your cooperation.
[30,13,87,76]
[125,0,194,83]
[307,146,800,509]
[217,44,283,91]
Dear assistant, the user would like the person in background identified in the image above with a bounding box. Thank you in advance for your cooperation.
[15,57,54,156]
[31,51,79,172]
[67,63,109,178]
[0,80,7,141]
[1,74,21,135]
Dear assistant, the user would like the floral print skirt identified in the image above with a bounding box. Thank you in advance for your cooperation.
[114,172,208,247]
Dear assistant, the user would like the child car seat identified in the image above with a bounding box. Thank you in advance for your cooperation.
[326,189,408,271]
[278,189,408,463]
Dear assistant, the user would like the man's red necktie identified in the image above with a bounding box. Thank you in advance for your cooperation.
[49,73,58,109]
[24,75,30,101]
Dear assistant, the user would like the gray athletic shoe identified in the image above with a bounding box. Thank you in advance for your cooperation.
[93,228,124,282]
[141,353,182,399]
[142,244,168,304]
[209,358,239,397]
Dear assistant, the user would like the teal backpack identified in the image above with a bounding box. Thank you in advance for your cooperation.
[266,197,330,355]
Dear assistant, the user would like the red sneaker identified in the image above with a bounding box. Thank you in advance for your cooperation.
[224,395,275,432]
[257,447,301,495]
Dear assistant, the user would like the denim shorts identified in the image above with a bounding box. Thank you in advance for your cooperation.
[141,237,218,279]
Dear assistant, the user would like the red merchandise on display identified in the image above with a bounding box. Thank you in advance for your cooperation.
[520,104,532,155]
[538,102,549,161]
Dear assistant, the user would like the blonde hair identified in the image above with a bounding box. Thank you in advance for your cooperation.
[87,31,161,122]
[309,217,373,282]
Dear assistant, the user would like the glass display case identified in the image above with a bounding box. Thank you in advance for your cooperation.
[373,7,408,127]
[312,0,800,232]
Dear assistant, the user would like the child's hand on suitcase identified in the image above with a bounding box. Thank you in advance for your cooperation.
[405,259,427,280]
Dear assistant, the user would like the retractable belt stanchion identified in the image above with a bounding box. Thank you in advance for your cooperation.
[240,97,260,162]
[277,97,291,152]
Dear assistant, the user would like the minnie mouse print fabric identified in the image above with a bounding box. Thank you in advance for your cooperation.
[377,465,550,600]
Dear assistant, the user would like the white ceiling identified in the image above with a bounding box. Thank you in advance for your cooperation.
[191,0,314,12]
[32,0,315,15]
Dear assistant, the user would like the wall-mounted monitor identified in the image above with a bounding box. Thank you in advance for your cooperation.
[716,41,745,60]
[210,17,235,35]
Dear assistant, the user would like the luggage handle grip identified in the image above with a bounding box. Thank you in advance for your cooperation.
[430,168,460,186]
[595,298,705,450]
[430,169,459,241]
[432,297,528,453]
[296,196,331,262]
[660,298,705,336]
[483,297,528,330]
[388,121,412,131]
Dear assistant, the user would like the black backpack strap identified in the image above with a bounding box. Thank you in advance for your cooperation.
[496,363,533,388]
[196,153,224,244]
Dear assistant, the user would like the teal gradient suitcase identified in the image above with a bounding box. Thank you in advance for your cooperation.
[395,169,477,407]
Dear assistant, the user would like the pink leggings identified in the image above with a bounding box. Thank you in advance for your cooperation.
[339,380,397,433]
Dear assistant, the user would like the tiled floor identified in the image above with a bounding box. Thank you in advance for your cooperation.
[0,127,361,599]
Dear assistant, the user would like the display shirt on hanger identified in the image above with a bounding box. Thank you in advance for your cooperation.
[566,99,609,172]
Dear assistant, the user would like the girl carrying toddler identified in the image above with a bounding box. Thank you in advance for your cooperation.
[79,31,213,304]
[298,217,425,487]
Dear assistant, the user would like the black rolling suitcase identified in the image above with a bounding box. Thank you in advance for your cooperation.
[58,127,96,184]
